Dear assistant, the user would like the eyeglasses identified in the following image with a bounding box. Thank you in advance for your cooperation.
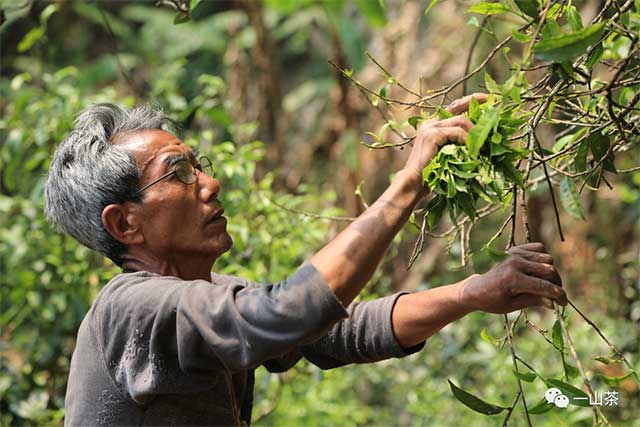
[137,156,214,195]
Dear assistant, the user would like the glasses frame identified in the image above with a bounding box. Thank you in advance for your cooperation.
[137,156,213,195]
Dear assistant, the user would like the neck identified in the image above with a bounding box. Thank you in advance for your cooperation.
[120,250,216,282]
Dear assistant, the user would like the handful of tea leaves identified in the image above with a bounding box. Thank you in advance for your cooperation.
[421,96,530,230]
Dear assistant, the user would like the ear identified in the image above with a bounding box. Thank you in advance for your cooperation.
[101,203,144,246]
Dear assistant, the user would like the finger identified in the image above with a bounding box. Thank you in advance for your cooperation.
[511,274,568,305]
[508,242,547,254]
[431,115,474,132]
[514,257,562,286]
[507,248,554,265]
[510,294,549,311]
[432,127,469,147]
[447,93,489,115]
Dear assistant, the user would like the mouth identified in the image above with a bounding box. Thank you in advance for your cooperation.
[206,208,226,224]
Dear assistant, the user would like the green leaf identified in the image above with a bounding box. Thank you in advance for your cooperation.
[424,0,441,15]
[448,380,508,415]
[40,3,59,24]
[542,21,562,39]
[544,379,590,407]
[17,27,46,53]
[511,29,533,43]
[483,244,508,262]
[508,85,521,103]
[552,134,575,152]
[594,356,615,365]
[534,23,606,63]
[190,0,202,12]
[498,159,524,188]
[585,43,604,68]
[467,2,511,15]
[575,139,589,172]
[490,143,511,157]
[599,371,634,386]
[589,132,610,162]
[559,177,586,220]
[408,116,422,130]
[528,398,554,414]
[552,320,564,351]
[468,96,480,122]
[514,0,538,18]
[451,168,479,179]
[174,11,191,24]
[437,107,454,119]
[563,362,580,380]
[566,6,584,31]
[425,196,445,230]
[467,107,499,158]
[484,71,499,93]
[446,173,457,198]
[480,328,502,346]
[513,370,538,383]
[457,193,476,219]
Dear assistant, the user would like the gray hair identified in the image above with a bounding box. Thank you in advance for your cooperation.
[44,103,173,266]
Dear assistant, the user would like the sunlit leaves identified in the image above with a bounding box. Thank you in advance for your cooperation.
[466,2,511,15]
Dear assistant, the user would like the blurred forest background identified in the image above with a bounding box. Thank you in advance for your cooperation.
[0,0,638,426]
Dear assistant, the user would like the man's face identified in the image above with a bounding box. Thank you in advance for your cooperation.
[117,129,233,263]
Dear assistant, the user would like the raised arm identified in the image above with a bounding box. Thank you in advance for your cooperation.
[311,94,486,306]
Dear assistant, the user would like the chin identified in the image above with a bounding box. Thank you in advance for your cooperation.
[222,234,233,252]
[215,232,233,255]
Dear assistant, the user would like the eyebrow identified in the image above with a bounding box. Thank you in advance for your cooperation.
[162,149,199,170]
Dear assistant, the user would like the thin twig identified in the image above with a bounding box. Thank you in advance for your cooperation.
[553,302,610,426]
[265,195,355,222]
[503,313,532,427]
[568,300,640,383]
[463,16,489,96]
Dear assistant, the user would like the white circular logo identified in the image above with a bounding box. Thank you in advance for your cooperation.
[545,387,562,403]
[554,394,570,408]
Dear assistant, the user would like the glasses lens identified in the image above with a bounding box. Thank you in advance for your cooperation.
[175,161,196,184]
[199,157,214,177]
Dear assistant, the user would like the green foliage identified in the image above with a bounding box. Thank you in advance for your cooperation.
[421,94,528,231]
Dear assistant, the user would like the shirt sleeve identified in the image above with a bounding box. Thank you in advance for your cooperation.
[97,262,348,403]
[262,292,425,373]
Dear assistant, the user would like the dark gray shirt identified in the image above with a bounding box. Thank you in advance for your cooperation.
[64,262,424,426]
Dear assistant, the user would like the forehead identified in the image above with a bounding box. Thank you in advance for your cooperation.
[113,129,193,171]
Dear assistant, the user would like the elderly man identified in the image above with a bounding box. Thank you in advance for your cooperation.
[45,96,567,426]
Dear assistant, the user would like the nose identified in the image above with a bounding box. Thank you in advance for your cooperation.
[198,171,221,202]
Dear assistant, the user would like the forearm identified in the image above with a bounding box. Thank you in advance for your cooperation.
[391,275,479,348]
[310,168,426,306]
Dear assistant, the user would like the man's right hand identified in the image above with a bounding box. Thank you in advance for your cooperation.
[458,242,568,314]
[403,93,488,178]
